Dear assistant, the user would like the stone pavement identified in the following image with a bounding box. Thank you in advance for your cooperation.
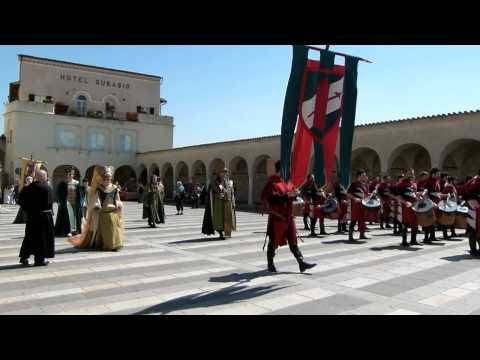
[0,202,479,315]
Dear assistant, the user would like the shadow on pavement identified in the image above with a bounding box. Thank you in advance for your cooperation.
[0,263,30,271]
[370,245,420,252]
[133,283,290,315]
[168,237,224,245]
[322,239,367,245]
[209,270,299,283]
[441,254,480,262]
[55,247,94,255]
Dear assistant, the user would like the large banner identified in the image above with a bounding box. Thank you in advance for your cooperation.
[280,46,361,187]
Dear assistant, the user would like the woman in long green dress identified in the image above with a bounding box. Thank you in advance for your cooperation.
[68,166,124,251]
[143,175,162,228]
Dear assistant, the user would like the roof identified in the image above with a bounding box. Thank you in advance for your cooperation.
[138,109,480,155]
[18,54,162,81]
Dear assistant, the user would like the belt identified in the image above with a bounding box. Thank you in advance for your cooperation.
[41,210,53,214]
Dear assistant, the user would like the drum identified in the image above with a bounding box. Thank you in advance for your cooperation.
[362,196,381,222]
[412,198,436,227]
[292,198,304,217]
[455,204,469,229]
[437,200,458,226]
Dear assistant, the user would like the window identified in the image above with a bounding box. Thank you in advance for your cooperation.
[76,95,87,117]
[149,107,154,115]
[56,129,77,148]
[88,132,106,150]
[119,134,133,152]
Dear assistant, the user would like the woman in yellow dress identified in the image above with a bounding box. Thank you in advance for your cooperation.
[68,166,124,251]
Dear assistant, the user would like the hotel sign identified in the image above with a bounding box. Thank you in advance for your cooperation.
[60,74,130,89]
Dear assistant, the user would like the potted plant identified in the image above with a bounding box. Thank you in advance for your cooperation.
[127,112,138,122]
[28,94,35,102]
[67,108,78,116]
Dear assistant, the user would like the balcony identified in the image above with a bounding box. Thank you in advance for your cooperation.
[5,100,173,125]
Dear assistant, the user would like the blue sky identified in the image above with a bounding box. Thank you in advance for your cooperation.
[1,45,479,147]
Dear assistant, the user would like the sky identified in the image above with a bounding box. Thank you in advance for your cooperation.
[1,45,480,148]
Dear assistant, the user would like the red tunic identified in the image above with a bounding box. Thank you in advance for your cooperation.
[261,175,297,250]
[396,178,418,226]
[347,181,368,221]
[377,181,392,218]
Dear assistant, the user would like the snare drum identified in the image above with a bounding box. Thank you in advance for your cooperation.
[437,200,458,226]
[362,196,381,222]
[413,198,436,227]
[455,204,469,229]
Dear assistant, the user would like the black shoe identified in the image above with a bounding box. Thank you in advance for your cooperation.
[400,242,410,247]
[386,224,392,229]
[267,264,277,273]
[359,233,370,240]
[410,240,420,246]
[34,260,49,267]
[310,231,318,237]
[319,225,327,235]
[299,260,316,273]
[19,258,29,266]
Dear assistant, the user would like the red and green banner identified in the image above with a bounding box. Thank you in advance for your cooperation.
[280,46,361,188]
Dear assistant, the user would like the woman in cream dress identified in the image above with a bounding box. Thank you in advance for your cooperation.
[68,166,124,251]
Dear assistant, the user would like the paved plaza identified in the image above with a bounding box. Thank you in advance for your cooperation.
[0,202,479,315]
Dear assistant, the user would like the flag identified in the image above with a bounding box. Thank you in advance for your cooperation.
[280,46,361,188]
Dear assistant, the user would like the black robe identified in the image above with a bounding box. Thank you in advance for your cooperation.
[12,188,28,224]
[54,181,82,236]
[201,184,215,235]
[18,181,55,259]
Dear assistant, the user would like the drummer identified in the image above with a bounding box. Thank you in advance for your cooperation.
[309,178,328,237]
[300,175,314,231]
[416,171,431,242]
[333,175,348,234]
[347,170,370,241]
[422,168,442,242]
[442,176,458,239]
[377,175,393,230]
[391,174,404,236]
[395,169,420,247]
[461,171,480,254]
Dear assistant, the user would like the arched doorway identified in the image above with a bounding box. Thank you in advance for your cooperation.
[150,163,160,178]
[52,165,81,192]
[440,139,480,180]
[162,163,174,199]
[191,160,207,186]
[351,147,381,180]
[138,164,147,186]
[229,156,249,204]
[176,162,189,184]
[209,158,225,183]
[114,165,136,189]
[252,155,271,204]
[388,144,431,178]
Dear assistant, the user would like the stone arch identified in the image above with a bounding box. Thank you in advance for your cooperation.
[175,161,189,184]
[388,143,431,178]
[351,147,381,180]
[114,165,136,189]
[252,155,272,204]
[52,165,81,191]
[209,158,226,182]
[150,163,160,178]
[191,160,207,186]
[138,164,148,186]
[440,139,480,180]
[161,162,174,199]
[229,156,249,204]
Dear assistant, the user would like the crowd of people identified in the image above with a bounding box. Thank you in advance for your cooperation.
[7,159,480,274]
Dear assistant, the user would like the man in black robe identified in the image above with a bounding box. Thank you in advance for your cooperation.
[18,170,55,266]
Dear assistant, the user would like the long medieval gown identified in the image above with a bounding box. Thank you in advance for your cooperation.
[202,177,236,237]
[54,179,82,236]
[18,181,55,261]
[142,182,162,227]
[68,184,124,251]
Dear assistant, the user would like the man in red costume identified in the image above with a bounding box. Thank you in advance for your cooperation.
[261,160,316,273]
[395,171,420,247]
[441,176,458,239]
[461,171,480,255]
[377,175,393,230]
[422,168,442,242]
[347,170,370,241]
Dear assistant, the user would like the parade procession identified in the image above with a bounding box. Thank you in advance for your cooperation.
[1,45,480,315]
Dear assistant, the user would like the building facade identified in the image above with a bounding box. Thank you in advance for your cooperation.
[137,111,480,205]
[2,55,174,189]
